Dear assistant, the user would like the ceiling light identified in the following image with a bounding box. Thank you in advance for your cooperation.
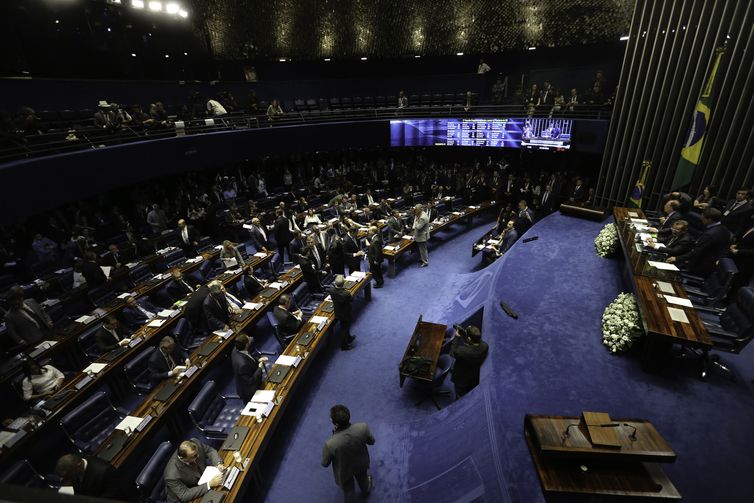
[107,27,112,32]
[178,9,188,18]
[360,57,367,61]
[164,54,170,58]
[619,35,629,41]
[278,58,287,62]
[324,58,331,62]
[414,55,421,58]
[165,2,180,14]
[148,1,163,12]
[183,52,188,56]
[55,19,60,24]
[131,0,144,8]
[456,52,464,56]
[131,53,137,57]
[528,46,536,50]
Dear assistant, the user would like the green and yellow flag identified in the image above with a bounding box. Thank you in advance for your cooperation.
[671,46,725,190]
[628,160,651,208]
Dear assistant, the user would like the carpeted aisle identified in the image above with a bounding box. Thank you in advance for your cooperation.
[260,212,754,503]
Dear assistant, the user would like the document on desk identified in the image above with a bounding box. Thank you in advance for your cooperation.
[148,319,166,328]
[648,260,680,271]
[627,211,639,217]
[253,252,267,258]
[158,309,181,318]
[402,235,414,240]
[212,329,234,339]
[243,302,262,311]
[251,389,275,403]
[351,271,366,278]
[115,416,144,432]
[241,401,274,417]
[198,466,223,486]
[656,281,675,294]
[667,307,690,323]
[268,282,285,290]
[275,355,302,367]
[383,245,398,251]
[117,292,135,299]
[83,363,107,375]
[310,315,329,325]
[664,295,693,307]
[630,218,649,224]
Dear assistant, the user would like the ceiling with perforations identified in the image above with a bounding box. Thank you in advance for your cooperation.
[191,0,635,60]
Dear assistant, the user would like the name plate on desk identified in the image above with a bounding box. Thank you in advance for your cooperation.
[75,375,93,390]
[220,426,250,451]
[154,382,180,402]
[267,364,292,384]
[198,341,221,357]
[101,347,128,362]
[297,329,317,347]
[98,433,129,463]
[259,287,278,298]
[200,490,225,503]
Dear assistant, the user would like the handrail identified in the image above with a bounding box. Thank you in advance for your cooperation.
[0,104,611,164]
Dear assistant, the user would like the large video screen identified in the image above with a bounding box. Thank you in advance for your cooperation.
[390,118,573,150]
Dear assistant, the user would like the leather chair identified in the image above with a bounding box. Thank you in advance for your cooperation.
[415,354,454,410]
[60,391,125,453]
[77,322,106,361]
[149,288,174,309]
[683,258,738,307]
[129,264,153,285]
[172,317,205,351]
[124,347,156,394]
[292,283,321,315]
[0,459,48,488]
[135,441,174,503]
[88,284,116,308]
[187,380,244,441]
[163,249,186,269]
[266,311,295,349]
[196,236,213,253]
[692,287,754,381]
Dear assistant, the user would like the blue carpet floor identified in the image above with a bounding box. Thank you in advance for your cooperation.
[258,212,754,503]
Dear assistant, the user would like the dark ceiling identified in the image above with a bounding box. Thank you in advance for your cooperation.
[194,0,635,60]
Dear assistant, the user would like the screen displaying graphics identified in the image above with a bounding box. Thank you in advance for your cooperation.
[390,118,573,150]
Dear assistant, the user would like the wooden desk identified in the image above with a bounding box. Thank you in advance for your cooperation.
[524,414,680,500]
[613,208,711,369]
[398,316,447,387]
[193,272,373,503]
[382,200,494,277]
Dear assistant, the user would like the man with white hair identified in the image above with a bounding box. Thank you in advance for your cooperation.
[412,204,430,267]
[330,275,356,350]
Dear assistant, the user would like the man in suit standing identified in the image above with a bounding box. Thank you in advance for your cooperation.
[273,294,304,338]
[366,226,384,288]
[81,251,107,287]
[450,325,489,398]
[307,235,327,273]
[248,217,270,252]
[4,286,54,347]
[321,405,375,503]
[517,200,535,232]
[342,228,365,274]
[230,333,266,403]
[327,230,346,276]
[55,453,119,498]
[147,204,169,235]
[721,188,754,238]
[386,210,404,242]
[669,208,731,276]
[203,281,241,332]
[299,247,324,294]
[538,184,556,214]
[273,209,293,263]
[412,204,430,267]
[570,178,587,203]
[177,219,200,257]
[101,243,127,270]
[164,439,224,503]
[95,316,131,354]
[121,295,159,329]
[148,336,190,386]
[330,275,356,350]
[167,269,196,300]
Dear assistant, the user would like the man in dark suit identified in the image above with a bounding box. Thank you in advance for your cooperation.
[203,281,238,332]
[101,243,127,270]
[649,200,682,240]
[661,191,693,215]
[95,316,131,354]
[729,223,754,285]
[721,188,754,238]
[299,248,324,294]
[177,219,200,257]
[242,268,268,297]
[647,220,694,257]
[167,269,196,300]
[4,286,54,346]
[386,210,404,242]
[517,200,535,232]
[570,178,587,203]
[327,231,346,276]
[55,453,119,498]
[273,294,304,337]
[184,284,210,332]
[121,295,159,329]
[306,235,327,272]
[450,325,489,398]
[321,404,374,502]
[366,226,384,288]
[330,275,356,350]
[538,184,556,214]
[248,217,270,252]
[342,228,364,274]
[164,439,224,503]
[289,231,308,263]
[230,333,266,403]
[81,251,107,287]
[502,174,518,206]
[669,208,731,277]
[148,336,190,386]
[494,220,519,255]
[273,209,293,263]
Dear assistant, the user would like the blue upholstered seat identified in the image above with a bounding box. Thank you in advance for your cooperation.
[124,346,156,394]
[60,391,124,453]
[135,441,174,503]
[172,317,206,351]
[0,459,48,488]
[187,380,243,440]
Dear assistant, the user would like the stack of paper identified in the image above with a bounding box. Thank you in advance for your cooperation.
[667,307,690,323]
[243,302,262,311]
[213,329,234,339]
[83,363,107,375]
[647,261,680,271]
[275,355,302,368]
[402,235,414,240]
[383,245,397,251]
[115,416,144,433]
[253,252,267,258]
[656,281,675,294]
[147,319,165,328]
[311,315,329,325]
[241,400,274,418]
[351,271,366,278]
[158,309,180,318]
[269,282,285,290]
[75,315,97,324]
[664,295,693,307]
[251,389,275,403]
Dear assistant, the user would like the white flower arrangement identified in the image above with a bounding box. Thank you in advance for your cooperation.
[594,223,619,257]
[601,292,643,353]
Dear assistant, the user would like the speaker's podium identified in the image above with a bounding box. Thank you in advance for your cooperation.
[524,412,681,500]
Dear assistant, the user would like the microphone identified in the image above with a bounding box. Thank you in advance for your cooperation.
[623,423,638,440]
[522,236,539,243]
[500,301,518,319]
[562,423,580,441]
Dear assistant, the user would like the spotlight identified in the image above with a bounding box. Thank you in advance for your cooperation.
[148,1,163,12]
[131,53,137,57]
[107,27,112,32]
[324,58,331,62]
[165,2,180,14]
[164,54,170,58]
[456,52,464,56]
[131,0,145,8]
[360,57,367,61]
[414,55,421,58]
[178,9,188,18]
[183,52,188,56]
[55,19,60,24]
[528,46,536,50]
[278,58,287,62]
[619,35,629,41]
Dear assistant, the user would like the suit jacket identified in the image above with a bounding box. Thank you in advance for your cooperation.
[658,232,694,257]
[101,251,126,269]
[273,305,303,336]
[321,423,375,487]
[167,278,195,300]
[367,234,383,264]
[539,191,555,212]
[184,285,210,330]
[231,348,262,403]
[571,184,587,202]
[5,300,53,346]
[386,216,403,242]
[450,337,489,392]
[327,237,345,275]
[75,456,118,498]
[248,225,270,251]
[243,273,265,297]
[309,243,327,270]
[273,216,293,246]
[329,285,353,323]
[342,234,362,271]
[290,238,307,262]
[148,346,189,386]
[657,211,682,239]
[412,212,430,242]
[731,227,754,278]
[721,201,754,237]
[164,439,221,503]
[94,326,127,354]
[81,261,107,287]
[499,228,519,254]
[676,223,732,277]
[178,225,200,251]
[121,299,159,328]
[203,293,231,332]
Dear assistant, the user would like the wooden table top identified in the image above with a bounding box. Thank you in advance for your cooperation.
[399,318,447,383]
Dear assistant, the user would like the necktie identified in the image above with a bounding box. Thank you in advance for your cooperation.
[226,293,243,308]
[138,305,153,318]
[181,280,194,293]
[109,328,120,343]
[21,305,41,329]
[313,246,321,268]
[165,352,175,370]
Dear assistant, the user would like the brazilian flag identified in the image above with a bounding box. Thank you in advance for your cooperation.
[628,161,651,208]
[671,47,725,190]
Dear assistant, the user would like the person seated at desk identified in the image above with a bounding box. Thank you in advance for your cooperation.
[167,269,197,300]
[273,294,304,337]
[148,336,190,386]
[95,316,131,354]
[220,240,245,269]
[243,268,269,297]
[4,285,54,347]
[121,295,159,329]
[304,209,322,229]
[647,200,682,239]
[56,453,119,498]
[491,220,518,256]
[231,333,267,403]
[203,280,243,332]
[643,220,694,257]
[668,208,732,276]
[164,439,224,503]
[21,358,65,401]
[450,325,488,398]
